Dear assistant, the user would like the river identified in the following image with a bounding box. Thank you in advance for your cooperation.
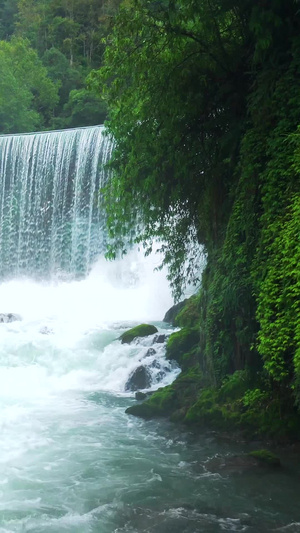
[0,254,299,533]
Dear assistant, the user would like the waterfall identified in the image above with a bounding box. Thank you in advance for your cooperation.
[0,125,112,279]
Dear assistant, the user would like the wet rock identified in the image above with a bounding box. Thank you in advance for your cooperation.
[120,324,158,344]
[149,360,166,382]
[163,300,188,325]
[153,334,167,344]
[0,313,22,323]
[126,385,175,418]
[144,348,156,358]
[135,391,147,401]
[125,365,152,391]
[150,359,161,369]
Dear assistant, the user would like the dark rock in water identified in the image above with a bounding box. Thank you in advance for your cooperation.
[150,359,170,380]
[156,370,167,382]
[150,359,162,369]
[125,365,152,391]
[0,313,22,323]
[205,455,258,474]
[40,326,54,335]
[149,360,166,382]
[120,324,158,344]
[135,391,147,401]
[163,300,188,325]
[153,334,167,344]
[145,348,156,358]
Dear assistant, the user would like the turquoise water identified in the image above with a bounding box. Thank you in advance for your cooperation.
[0,261,299,532]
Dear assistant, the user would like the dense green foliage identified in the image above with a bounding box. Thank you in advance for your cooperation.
[0,0,122,132]
[94,0,300,437]
[0,37,58,132]
[92,0,249,295]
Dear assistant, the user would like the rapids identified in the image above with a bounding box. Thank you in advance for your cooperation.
[0,126,300,532]
[0,257,299,532]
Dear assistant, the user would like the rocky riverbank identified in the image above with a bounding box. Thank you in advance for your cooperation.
[124,297,300,444]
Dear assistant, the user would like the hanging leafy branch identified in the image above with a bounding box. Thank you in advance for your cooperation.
[90,0,251,297]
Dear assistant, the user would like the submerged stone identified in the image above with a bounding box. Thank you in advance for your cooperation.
[205,455,262,474]
[248,449,281,466]
[120,324,158,344]
[0,313,22,323]
[205,450,281,474]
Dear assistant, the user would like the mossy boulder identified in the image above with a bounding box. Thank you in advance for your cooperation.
[120,324,158,344]
[184,389,224,427]
[135,391,147,400]
[163,300,188,325]
[166,327,200,368]
[126,385,176,418]
[126,366,204,420]
[163,296,200,327]
[175,295,201,327]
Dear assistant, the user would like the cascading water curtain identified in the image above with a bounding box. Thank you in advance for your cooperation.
[0,126,112,279]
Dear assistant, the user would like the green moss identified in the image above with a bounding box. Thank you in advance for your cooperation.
[175,295,201,328]
[185,389,221,425]
[126,366,204,420]
[126,356,300,440]
[218,370,252,402]
[163,300,188,325]
[126,385,176,418]
[166,327,199,368]
[248,450,281,466]
[120,324,158,344]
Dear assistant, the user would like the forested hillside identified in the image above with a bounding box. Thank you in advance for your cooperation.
[0,0,121,132]
[92,0,300,439]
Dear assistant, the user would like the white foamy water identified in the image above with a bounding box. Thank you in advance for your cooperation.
[0,251,179,532]
[0,259,300,533]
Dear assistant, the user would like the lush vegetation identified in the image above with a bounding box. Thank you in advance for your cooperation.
[0,0,122,132]
[1,0,300,439]
[94,0,300,440]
